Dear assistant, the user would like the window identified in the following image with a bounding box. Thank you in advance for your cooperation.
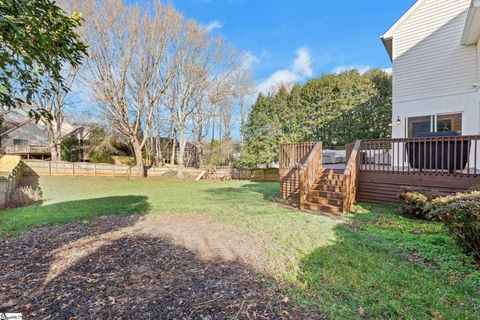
[406,113,463,137]
[13,139,28,146]
[436,113,462,135]
[407,116,432,137]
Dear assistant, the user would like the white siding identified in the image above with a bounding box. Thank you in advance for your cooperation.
[477,38,480,83]
[2,122,49,147]
[392,0,476,102]
[392,91,479,138]
[391,91,480,169]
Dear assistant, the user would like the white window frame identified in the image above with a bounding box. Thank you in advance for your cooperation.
[435,111,464,134]
[405,111,464,137]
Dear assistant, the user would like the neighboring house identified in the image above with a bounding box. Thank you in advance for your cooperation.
[382,0,480,138]
[0,110,87,160]
[159,138,199,168]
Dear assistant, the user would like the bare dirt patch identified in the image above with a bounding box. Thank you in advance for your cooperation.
[0,215,320,319]
[45,214,266,283]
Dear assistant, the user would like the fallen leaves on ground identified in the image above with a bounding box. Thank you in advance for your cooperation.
[0,215,323,319]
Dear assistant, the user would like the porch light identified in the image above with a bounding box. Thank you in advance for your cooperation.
[396,116,401,126]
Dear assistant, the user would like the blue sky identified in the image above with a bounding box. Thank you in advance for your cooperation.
[132,0,416,92]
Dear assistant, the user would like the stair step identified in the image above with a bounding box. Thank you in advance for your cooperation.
[317,173,344,180]
[307,190,343,199]
[314,179,344,187]
[303,202,344,215]
[319,168,344,174]
[306,196,343,206]
[312,185,345,192]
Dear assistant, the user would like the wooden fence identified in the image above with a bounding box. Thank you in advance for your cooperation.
[279,142,318,201]
[231,168,279,181]
[0,156,23,208]
[22,160,202,178]
[0,155,22,173]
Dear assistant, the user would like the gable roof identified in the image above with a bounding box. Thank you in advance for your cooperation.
[461,0,480,45]
[1,110,84,141]
[380,0,428,61]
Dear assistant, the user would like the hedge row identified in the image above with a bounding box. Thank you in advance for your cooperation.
[398,186,480,258]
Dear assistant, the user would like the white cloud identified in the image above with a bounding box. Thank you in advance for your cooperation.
[256,47,313,94]
[292,48,313,77]
[333,65,393,75]
[204,20,222,32]
[240,51,259,70]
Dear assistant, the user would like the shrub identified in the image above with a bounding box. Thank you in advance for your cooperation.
[428,191,480,258]
[397,187,443,220]
[468,184,480,192]
[8,186,42,208]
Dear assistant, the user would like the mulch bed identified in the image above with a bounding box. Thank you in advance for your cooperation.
[0,216,323,319]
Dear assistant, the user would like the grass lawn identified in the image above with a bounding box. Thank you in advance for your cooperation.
[1,176,479,319]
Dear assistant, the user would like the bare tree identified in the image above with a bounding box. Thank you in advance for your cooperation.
[62,0,240,176]
[232,66,254,142]
[33,67,79,161]
[166,20,234,177]
[72,0,178,177]
[209,73,234,141]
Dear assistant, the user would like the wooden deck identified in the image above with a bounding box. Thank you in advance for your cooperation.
[280,135,480,215]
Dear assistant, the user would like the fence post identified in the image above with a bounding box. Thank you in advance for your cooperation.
[49,162,52,176]
[72,162,75,176]
[0,179,6,209]
[94,163,97,177]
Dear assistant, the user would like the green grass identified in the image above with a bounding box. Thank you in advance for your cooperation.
[296,205,480,319]
[1,176,479,319]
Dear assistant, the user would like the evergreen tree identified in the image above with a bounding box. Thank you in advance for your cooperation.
[241,70,392,167]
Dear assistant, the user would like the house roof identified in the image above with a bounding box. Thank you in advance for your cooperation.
[461,0,480,45]
[380,0,427,61]
[381,0,479,60]
[1,110,84,140]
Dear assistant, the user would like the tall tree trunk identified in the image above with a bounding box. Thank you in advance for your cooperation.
[155,136,161,166]
[197,117,203,167]
[170,134,176,165]
[155,117,162,166]
[177,128,186,177]
[50,144,59,161]
[132,140,144,178]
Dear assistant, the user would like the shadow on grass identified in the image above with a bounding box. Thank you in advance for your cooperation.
[296,210,480,320]
[0,222,319,318]
[0,196,150,238]
[204,182,280,201]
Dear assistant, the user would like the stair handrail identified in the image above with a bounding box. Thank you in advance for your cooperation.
[343,140,362,213]
[299,142,323,210]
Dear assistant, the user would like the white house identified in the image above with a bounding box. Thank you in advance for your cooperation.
[382,0,480,139]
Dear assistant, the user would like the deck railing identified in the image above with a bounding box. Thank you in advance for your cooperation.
[299,143,323,209]
[343,140,361,213]
[279,142,317,171]
[3,145,50,155]
[360,135,480,177]
[279,142,318,201]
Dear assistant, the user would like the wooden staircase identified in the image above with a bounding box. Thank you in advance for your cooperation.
[279,140,361,216]
[299,141,361,216]
[303,169,345,215]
